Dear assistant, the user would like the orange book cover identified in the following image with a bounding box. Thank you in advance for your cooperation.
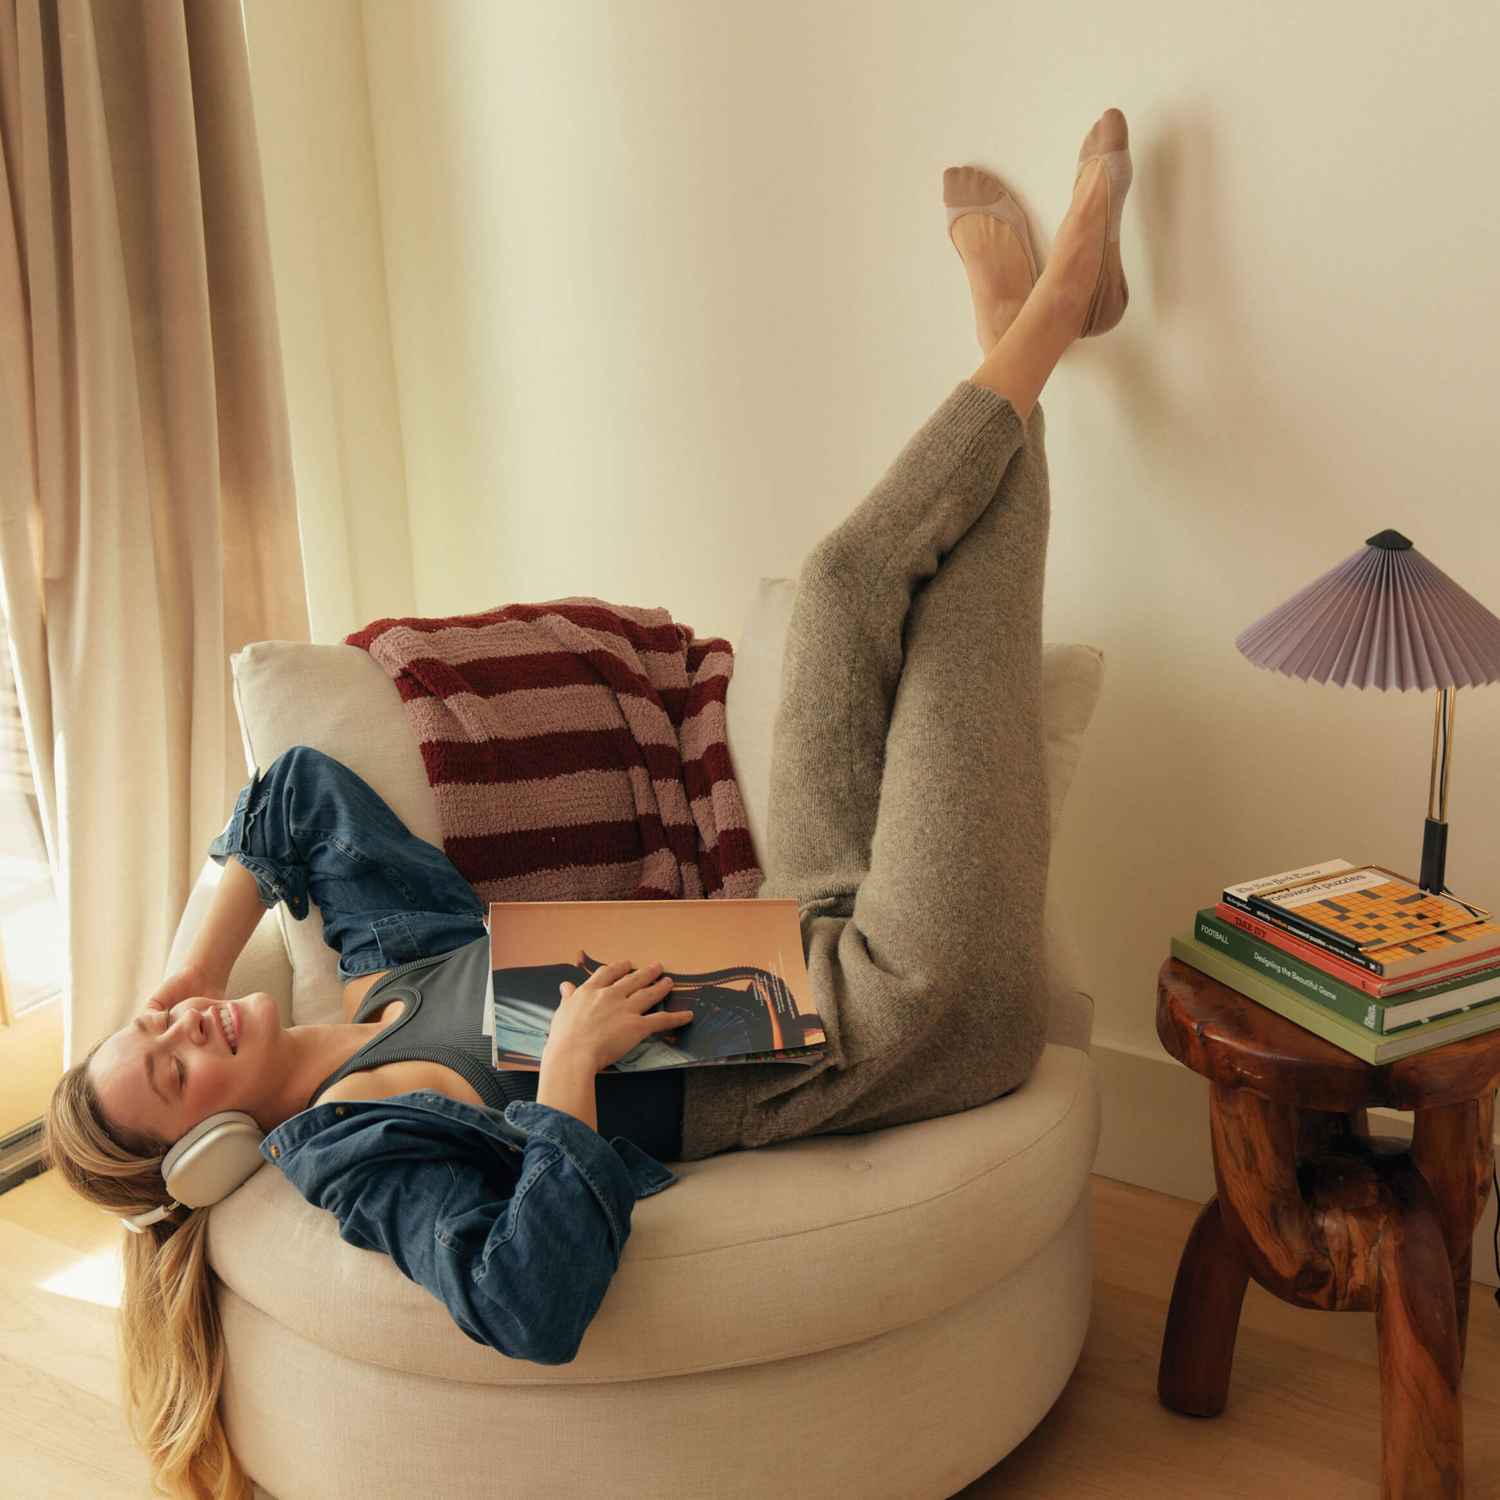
[482,898,826,1074]
[1245,865,1500,979]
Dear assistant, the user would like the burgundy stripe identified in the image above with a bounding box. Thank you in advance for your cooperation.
[449,815,749,894]
[449,814,676,884]
[416,730,708,786]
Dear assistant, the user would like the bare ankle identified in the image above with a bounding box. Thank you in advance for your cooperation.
[968,284,1077,422]
[1031,271,1087,343]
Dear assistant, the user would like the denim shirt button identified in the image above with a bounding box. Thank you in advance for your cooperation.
[335,1106,347,1116]
[269,1145,280,1158]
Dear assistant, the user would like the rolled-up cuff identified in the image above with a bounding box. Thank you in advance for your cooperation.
[207,769,310,920]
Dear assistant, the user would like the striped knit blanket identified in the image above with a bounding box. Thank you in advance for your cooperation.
[344,597,763,904]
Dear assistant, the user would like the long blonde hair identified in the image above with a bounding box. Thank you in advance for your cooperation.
[43,1039,254,1500]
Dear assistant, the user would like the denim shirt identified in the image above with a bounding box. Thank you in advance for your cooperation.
[258,1090,679,1365]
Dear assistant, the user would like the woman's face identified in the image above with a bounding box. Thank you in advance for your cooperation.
[89,993,278,1148]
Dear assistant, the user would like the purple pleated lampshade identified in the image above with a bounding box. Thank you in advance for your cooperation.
[1236,530,1500,690]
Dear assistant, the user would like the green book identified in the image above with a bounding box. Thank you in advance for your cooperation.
[1193,909,1500,1033]
[1170,933,1500,1064]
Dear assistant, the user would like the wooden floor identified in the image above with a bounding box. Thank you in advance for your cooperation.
[962,1179,1500,1500]
[4,1170,1499,1499]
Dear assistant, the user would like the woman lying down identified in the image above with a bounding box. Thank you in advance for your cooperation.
[43,106,1133,1500]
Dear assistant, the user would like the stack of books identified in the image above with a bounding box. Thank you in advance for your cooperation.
[1172,858,1500,1063]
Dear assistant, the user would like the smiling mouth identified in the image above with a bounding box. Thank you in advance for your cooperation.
[214,1002,238,1055]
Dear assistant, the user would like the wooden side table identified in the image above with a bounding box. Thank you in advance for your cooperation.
[1156,956,1500,1500]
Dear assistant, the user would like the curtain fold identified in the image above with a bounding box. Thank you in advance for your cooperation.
[0,0,309,1068]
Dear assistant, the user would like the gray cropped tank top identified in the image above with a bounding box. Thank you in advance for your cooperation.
[306,934,684,1162]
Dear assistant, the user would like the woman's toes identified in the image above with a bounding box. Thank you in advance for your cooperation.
[1079,106,1128,160]
[943,165,1006,220]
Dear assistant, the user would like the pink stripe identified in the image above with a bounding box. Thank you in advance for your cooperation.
[432,768,748,841]
[397,686,688,748]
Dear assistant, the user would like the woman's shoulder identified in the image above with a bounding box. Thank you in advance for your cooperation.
[309,1071,392,1108]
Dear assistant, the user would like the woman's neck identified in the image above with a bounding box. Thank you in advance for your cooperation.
[275,1018,388,1124]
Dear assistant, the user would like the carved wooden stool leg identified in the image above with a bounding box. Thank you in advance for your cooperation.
[1375,1158,1465,1500]
[1409,1092,1496,1376]
[1158,1195,1250,1416]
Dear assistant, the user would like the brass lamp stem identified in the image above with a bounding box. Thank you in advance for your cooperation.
[1427,689,1455,822]
[1420,688,1457,892]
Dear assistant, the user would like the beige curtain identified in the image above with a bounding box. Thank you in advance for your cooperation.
[0,0,309,1069]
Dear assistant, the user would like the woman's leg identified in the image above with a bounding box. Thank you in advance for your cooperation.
[677,282,1081,1158]
[206,746,488,980]
[674,119,1120,1159]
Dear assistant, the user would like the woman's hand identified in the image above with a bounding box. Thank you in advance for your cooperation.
[145,960,227,1015]
[547,953,693,1073]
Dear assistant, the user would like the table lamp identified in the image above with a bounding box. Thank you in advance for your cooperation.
[1235,529,1500,896]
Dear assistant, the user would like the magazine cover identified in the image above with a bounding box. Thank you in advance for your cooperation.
[483,898,826,1075]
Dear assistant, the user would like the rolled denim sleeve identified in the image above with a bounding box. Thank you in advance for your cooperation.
[466,1101,643,1363]
[273,1100,644,1365]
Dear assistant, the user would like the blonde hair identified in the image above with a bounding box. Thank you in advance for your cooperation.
[43,1040,254,1500]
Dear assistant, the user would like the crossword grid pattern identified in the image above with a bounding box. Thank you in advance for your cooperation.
[1305,881,1500,954]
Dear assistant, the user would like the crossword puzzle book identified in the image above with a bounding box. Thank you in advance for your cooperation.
[1233,862,1500,981]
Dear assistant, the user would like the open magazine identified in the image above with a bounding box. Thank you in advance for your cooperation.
[482,898,826,1074]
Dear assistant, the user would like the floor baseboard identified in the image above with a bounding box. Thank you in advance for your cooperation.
[0,1118,47,1197]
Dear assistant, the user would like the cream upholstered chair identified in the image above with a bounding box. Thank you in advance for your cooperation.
[168,581,1104,1500]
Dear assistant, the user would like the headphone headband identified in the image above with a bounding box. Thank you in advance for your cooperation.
[120,1110,266,1233]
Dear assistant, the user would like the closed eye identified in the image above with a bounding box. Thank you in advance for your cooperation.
[153,1015,184,1093]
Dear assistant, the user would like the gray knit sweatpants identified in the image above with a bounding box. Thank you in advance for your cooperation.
[677,379,1051,1161]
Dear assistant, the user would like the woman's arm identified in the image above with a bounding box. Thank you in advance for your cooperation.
[536,1043,599,1133]
[274,1098,645,1364]
[181,857,269,990]
[146,859,267,1011]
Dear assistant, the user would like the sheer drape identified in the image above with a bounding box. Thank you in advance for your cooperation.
[0,0,309,1067]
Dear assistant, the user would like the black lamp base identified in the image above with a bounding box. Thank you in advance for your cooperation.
[1419,817,1449,895]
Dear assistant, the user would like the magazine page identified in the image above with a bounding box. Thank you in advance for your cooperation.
[483,898,826,1075]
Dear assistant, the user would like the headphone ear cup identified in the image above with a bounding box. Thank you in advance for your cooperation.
[160,1110,265,1209]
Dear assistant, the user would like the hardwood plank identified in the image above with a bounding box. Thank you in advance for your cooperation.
[0,1353,152,1497]
[0,1158,122,1255]
[0,1247,127,1406]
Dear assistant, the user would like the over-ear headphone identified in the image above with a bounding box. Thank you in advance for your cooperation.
[121,1110,266,1232]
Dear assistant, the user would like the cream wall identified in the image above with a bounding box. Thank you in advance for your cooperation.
[248,1,1500,1265]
